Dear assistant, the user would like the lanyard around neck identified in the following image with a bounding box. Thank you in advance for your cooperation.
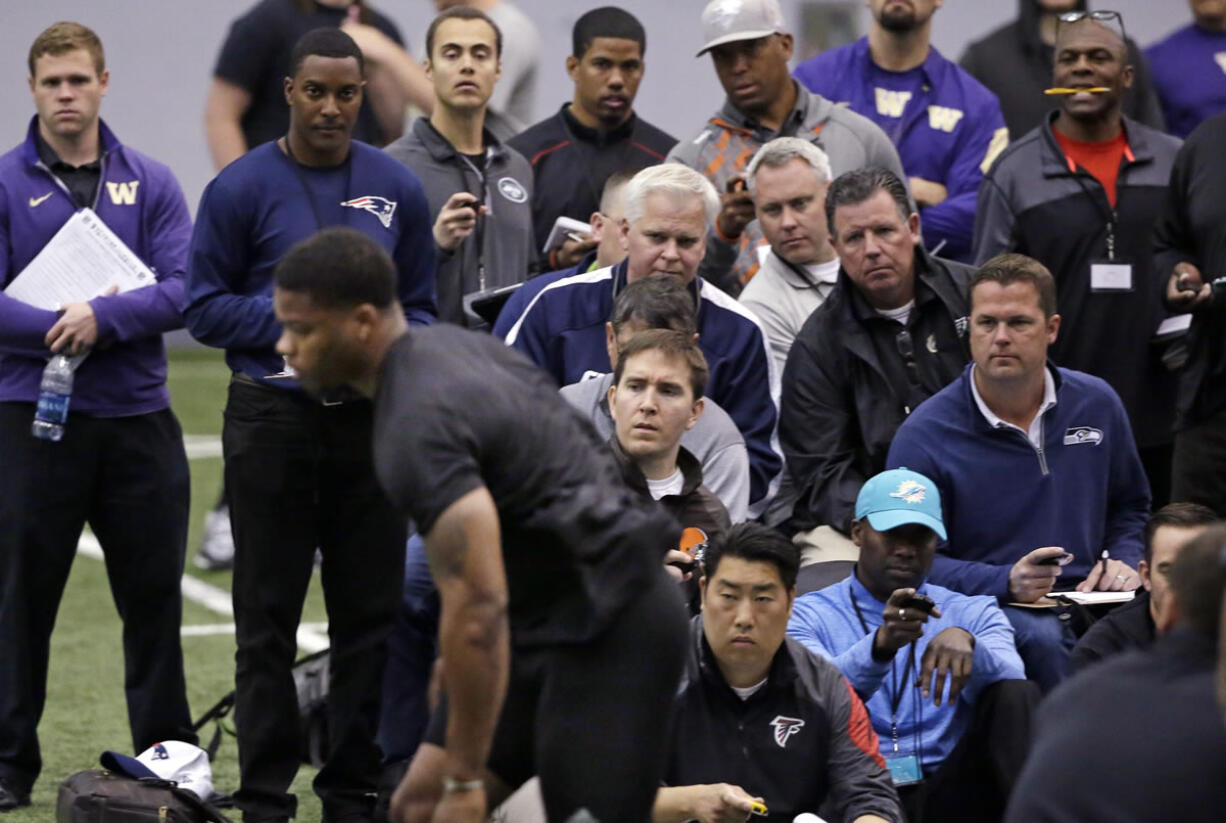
[282,136,353,231]
[849,586,918,723]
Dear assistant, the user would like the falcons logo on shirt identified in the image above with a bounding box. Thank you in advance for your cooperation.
[341,195,397,229]
[770,715,805,748]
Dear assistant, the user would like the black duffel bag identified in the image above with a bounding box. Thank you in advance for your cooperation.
[56,770,233,823]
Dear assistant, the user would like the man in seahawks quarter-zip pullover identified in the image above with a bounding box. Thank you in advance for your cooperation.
[887,254,1149,692]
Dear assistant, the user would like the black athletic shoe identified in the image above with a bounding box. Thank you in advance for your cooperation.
[0,778,30,811]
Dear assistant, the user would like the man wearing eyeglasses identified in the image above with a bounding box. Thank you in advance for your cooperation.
[959,0,1166,139]
[670,0,905,296]
[780,167,971,567]
[973,10,1182,508]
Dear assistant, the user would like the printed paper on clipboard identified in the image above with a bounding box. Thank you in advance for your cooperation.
[4,208,156,310]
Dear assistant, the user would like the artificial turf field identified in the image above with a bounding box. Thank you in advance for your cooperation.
[9,347,330,822]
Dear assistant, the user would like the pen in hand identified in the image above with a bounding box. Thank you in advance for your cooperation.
[1099,549,1108,580]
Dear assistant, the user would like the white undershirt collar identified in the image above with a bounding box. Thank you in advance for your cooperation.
[970,364,1057,449]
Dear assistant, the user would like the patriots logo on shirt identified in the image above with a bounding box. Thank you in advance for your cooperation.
[770,715,805,748]
[341,195,397,229]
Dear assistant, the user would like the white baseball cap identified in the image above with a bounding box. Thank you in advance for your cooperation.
[101,740,215,800]
[697,0,788,57]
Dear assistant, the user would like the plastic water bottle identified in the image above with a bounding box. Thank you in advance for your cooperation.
[31,354,80,442]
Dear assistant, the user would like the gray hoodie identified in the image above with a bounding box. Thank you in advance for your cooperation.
[559,373,750,523]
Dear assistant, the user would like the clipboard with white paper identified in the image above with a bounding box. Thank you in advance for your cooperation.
[3,208,156,310]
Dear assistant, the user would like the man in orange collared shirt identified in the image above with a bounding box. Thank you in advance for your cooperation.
[973,11,1182,506]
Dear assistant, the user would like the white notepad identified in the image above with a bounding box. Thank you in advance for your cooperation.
[4,208,155,309]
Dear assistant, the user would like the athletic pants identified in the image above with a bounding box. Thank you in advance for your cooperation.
[421,570,688,823]
[224,377,405,822]
[898,679,1040,823]
[0,403,194,793]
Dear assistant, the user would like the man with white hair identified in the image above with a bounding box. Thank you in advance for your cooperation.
[739,137,839,374]
[506,163,781,517]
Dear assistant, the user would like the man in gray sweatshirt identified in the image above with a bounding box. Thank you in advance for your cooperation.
[560,275,750,522]
[384,5,534,326]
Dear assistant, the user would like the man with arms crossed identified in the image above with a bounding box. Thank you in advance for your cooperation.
[506,163,781,519]
[272,227,687,823]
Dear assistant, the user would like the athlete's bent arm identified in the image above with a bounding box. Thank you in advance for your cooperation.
[424,487,510,821]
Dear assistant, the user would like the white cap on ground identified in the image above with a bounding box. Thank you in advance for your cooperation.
[101,740,215,800]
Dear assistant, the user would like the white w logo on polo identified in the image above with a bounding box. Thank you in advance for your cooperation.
[874,88,912,118]
[106,181,140,205]
[770,715,805,748]
[927,106,965,133]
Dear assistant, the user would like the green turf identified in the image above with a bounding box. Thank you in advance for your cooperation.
[8,347,327,822]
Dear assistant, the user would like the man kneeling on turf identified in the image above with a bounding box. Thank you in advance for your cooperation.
[658,522,901,823]
[788,469,1036,823]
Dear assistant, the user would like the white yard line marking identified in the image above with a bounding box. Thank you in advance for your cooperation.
[181,573,234,617]
[75,532,329,653]
[183,435,223,460]
[183,621,328,639]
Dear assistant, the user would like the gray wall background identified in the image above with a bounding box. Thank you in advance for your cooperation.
[0,1,1190,216]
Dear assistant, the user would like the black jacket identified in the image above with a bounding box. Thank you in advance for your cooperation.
[959,0,1165,139]
[666,616,901,823]
[1006,629,1226,823]
[1069,591,1155,671]
[780,249,972,534]
[610,438,731,546]
[974,114,1182,447]
[1154,112,1226,428]
[508,104,676,254]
